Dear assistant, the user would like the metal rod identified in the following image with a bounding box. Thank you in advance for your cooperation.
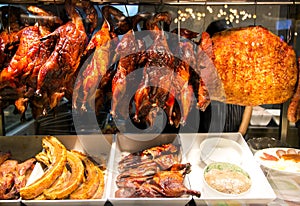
[0,109,5,136]
[280,101,289,143]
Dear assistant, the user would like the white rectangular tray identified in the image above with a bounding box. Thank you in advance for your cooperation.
[180,133,277,205]
[0,135,114,206]
[0,135,44,206]
[107,133,192,206]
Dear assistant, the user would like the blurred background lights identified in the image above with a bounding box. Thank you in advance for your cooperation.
[174,5,257,24]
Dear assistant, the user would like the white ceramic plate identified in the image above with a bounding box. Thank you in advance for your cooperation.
[199,138,243,165]
[254,147,300,174]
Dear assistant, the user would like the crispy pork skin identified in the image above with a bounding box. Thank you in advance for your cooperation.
[201,26,297,106]
[43,151,84,200]
[69,151,103,199]
[20,136,67,199]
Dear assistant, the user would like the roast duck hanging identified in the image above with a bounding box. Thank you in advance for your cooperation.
[0,1,299,128]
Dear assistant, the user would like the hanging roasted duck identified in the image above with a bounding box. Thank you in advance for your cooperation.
[72,21,111,112]
[133,12,175,127]
[0,6,30,70]
[165,28,199,127]
[110,13,151,118]
[73,5,130,112]
[36,0,88,114]
[0,5,63,119]
[101,5,134,36]
[26,6,63,30]
[76,0,98,39]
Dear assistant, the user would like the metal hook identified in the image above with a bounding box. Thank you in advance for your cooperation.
[254,0,257,26]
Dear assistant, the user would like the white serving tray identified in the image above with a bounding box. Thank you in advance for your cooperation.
[0,199,20,206]
[1,135,114,206]
[179,133,277,205]
[108,133,192,206]
[0,135,44,206]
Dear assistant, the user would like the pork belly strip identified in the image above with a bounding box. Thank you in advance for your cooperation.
[69,151,103,199]
[43,151,84,199]
[20,136,67,199]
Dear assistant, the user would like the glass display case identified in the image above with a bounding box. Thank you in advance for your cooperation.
[0,0,299,147]
[0,1,300,205]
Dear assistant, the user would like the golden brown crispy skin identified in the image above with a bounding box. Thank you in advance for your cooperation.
[205,26,297,106]
[35,151,51,167]
[43,151,84,199]
[92,167,105,199]
[69,151,101,199]
[20,136,67,199]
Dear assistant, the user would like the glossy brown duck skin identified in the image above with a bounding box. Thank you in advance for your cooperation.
[76,22,111,111]
[36,0,87,110]
[0,6,61,71]
[0,158,36,200]
[195,32,212,111]
[115,163,200,198]
[102,5,132,36]
[0,25,54,119]
[0,6,29,70]
[27,6,63,30]
[151,163,200,197]
[110,13,150,118]
[78,0,98,38]
[166,29,198,126]
[0,6,62,119]
[133,12,174,125]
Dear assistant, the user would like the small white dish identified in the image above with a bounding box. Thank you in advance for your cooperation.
[250,106,272,126]
[199,137,243,165]
[203,162,252,196]
[265,109,281,125]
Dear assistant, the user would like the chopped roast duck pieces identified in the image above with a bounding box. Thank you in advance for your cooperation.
[115,143,201,198]
[0,155,36,200]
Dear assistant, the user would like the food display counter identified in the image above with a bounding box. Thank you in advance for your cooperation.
[0,0,300,205]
